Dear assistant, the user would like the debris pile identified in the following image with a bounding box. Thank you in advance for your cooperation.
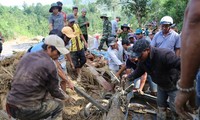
[0,52,25,110]
[63,58,108,120]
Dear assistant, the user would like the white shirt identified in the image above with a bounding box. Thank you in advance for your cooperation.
[107,41,124,72]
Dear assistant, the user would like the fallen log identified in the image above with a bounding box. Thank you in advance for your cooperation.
[85,63,112,91]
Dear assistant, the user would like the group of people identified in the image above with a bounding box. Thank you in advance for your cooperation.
[102,15,180,119]
[6,1,89,119]
[5,0,200,120]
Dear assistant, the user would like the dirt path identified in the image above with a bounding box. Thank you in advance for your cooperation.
[0,36,40,59]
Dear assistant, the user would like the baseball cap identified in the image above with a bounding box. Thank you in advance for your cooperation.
[62,26,76,38]
[135,29,143,34]
[44,35,69,55]
[122,39,130,46]
[108,37,117,46]
[67,14,76,23]
[128,35,134,39]
[131,39,150,58]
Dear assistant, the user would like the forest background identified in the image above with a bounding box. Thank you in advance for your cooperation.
[0,0,188,40]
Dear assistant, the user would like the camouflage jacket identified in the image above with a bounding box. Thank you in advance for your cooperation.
[102,19,112,37]
[118,31,129,40]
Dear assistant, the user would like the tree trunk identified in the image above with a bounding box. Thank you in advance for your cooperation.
[137,16,142,28]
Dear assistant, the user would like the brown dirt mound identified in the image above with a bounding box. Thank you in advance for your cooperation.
[0,52,24,89]
[0,52,25,110]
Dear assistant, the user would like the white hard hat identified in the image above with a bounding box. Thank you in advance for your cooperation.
[160,16,173,25]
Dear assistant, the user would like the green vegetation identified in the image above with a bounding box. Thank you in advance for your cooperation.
[0,3,50,40]
[0,0,188,40]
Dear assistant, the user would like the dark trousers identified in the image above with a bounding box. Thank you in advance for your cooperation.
[6,99,63,120]
[83,34,88,51]
[83,34,88,43]
[0,42,2,53]
[70,49,86,68]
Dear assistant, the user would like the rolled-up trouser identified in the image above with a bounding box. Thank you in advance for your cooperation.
[70,49,86,69]
[6,99,64,120]
[98,36,109,50]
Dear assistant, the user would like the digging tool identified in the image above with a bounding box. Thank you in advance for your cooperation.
[110,71,120,83]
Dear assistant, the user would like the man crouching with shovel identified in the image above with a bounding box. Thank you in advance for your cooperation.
[6,35,75,120]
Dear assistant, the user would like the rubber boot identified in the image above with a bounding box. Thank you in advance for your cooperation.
[157,107,167,120]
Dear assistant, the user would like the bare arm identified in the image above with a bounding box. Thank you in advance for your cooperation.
[81,34,87,43]
[138,72,147,91]
[80,34,88,48]
[179,0,200,88]
[175,1,200,119]
[115,64,126,78]
[175,48,180,57]
[65,53,74,69]
[55,60,74,90]
[49,23,53,31]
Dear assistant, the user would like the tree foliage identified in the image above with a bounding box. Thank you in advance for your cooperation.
[160,0,188,31]
[0,0,188,40]
[0,2,103,40]
[121,0,150,27]
[0,4,50,40]
[96,0,188,31]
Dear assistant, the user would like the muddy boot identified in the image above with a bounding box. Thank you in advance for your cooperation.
[157,107,167,120]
